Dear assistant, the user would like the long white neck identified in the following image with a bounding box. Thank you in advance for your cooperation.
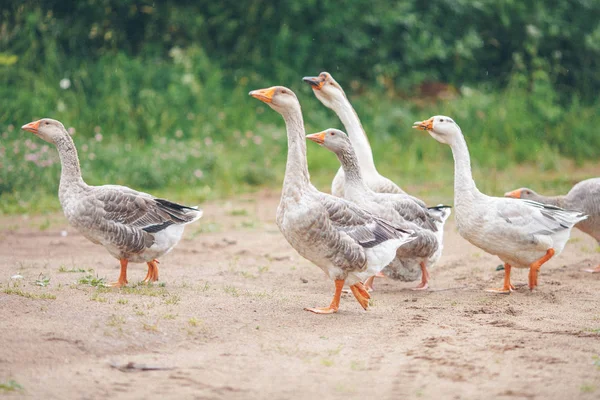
[281,105,311,200]
[54,134,86,200]
[330,95,378,176]
[446,129,482,206]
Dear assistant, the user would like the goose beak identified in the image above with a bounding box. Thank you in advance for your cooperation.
[412,117,434,131]
[306,131,326,145]
[249,87,276,103]
[302,76,325,90]
[504,189,522,199]
[21,120,41,134]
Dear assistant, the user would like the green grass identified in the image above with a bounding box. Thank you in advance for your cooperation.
[3,288,56,300]
[2,48,600,214]
[0,380,23,392]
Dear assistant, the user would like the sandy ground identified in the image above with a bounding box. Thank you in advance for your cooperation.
[1,190,599,400]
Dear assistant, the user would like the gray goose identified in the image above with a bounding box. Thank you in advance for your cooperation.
[21,119,203,287]
[249,86,416,314]
[307,128,451,291]
[505,179,600,273]
[414,115,587,293]
[303,72,404,197]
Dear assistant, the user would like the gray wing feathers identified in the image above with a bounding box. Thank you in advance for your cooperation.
[319,195,414,270]
[80,188,202,254]
[498,199,587,236]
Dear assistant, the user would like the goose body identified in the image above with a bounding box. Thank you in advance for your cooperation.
[21,119,202,286]
[250,86,415,313]
[414,116,587,293]
[307,128,451,290]
[505,178,600,272]
[303,72,404,196]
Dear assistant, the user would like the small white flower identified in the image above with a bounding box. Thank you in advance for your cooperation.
[95,133,103,142]
[59,78,71,89]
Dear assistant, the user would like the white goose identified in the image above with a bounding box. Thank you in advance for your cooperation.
[413,116,587,293]
[249,86,416,313]
[307,128,451,290]
[505,179,600,273]
[21,119,203,287]
[303,72,404,196]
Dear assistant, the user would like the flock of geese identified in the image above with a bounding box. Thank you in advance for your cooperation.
[20,72,598,315]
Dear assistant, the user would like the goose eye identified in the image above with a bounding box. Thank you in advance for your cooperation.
[440,118,445,122]
[45,122,49,125]
[330,132,334,136]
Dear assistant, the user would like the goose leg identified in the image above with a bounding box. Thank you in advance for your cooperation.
[364,276,375,292]
[583,265,600,273]
[485,263,514,294]
[109,259,129,287]
[412,262,430,291]
[363,272,384,292]
[143,260,160,284]
[528,248,555,290]
[350,282,371,310]
[305,279,344,314]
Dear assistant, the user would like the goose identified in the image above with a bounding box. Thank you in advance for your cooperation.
[21,119,203,287]
[303,72,404,196]
[505,179,600,273]
[249,86,416,313]
[307,128,451,291]
[413,116,587,293]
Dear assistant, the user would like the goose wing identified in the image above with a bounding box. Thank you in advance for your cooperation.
[496,199,586,236]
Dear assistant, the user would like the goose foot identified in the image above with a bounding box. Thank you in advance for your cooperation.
[304,279,344,315]
[485,263,514,294]
[143,259,160,284]
[582,265,600,273]
[109,259,129,287]
[364,276,375,292]
[412,262,430,291]
[350,282,370,311]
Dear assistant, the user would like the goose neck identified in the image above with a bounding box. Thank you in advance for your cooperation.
[331,96,377,176]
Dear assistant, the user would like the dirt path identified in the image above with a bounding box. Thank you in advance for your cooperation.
[1,191,599,399]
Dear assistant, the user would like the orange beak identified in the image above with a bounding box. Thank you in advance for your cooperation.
[412,117,434,131]
[21,120,41,134]
[306,131,326,145]
[302,76,325,90]
[249,87,276,103]
[504,189,522,199]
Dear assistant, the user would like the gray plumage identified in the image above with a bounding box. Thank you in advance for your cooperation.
[307,128,451,284]
[22,118,202,268]
[506,179,600,243]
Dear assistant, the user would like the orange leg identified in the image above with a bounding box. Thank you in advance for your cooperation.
[143,259,160,284]
[528,248,555,290]
[583,265,600,273]
[486,263,515,294]
[350,281,371,310]
[305,279,344,314]
[109,259,129,287]
[364,276,375,292]
[412,262,430,291]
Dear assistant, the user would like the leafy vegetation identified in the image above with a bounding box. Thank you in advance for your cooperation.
[1,1,599,213]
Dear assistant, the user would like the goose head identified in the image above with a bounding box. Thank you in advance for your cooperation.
[504,188,537,199]
[413,115,460,145]
[249,86,299,115]
[302,72,346,110]
[22,118,67,144]
[306,128,352,155]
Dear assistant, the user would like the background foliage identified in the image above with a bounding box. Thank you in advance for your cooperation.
[1,0,600,213]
